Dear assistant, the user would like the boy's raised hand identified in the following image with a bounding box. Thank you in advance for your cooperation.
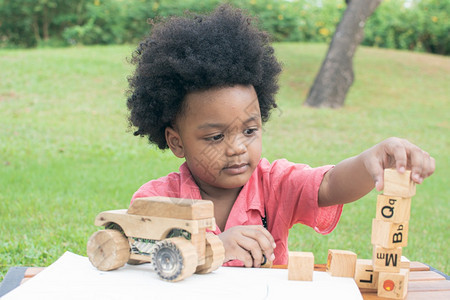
[218,225,276,268]
[362,137,435,191]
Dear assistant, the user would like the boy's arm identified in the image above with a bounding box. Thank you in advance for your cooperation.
[318,137,435,207]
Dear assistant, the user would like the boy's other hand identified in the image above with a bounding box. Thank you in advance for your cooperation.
[218,225,276,267]
[362,137,435,191]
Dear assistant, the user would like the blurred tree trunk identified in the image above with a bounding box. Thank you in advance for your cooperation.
[304,0,382,108]
[32,18,41,43]
[42,5,50,41]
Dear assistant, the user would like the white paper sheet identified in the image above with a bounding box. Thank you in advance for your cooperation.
[2,252,363,300]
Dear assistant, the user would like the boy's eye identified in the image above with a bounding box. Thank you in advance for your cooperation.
[206,134,224,142]
[244,128,258,136]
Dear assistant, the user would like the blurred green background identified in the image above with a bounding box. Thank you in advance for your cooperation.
[1,0,448,55]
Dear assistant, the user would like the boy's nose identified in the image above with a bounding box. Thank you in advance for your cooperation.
[225,135,246,156]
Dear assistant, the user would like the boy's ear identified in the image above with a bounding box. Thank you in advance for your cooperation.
[165,127,185,158]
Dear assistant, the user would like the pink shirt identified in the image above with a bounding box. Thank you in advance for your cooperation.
[131,158,342,266]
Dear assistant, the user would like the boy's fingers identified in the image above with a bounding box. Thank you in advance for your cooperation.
[364,138,435,192]
[249,247,264,268]
[418,150,435,179]
[236,236,264,267]
[373,166,384,192]
[256,225,276,248]
[410,147,425,183]
[425,155,436,178]
[390,141,408,173]
[243,225,272,238]
[242,226,276,261]
[237,249,254,268]
[225,236,256,267]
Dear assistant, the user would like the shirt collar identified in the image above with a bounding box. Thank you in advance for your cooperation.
[178,161,265,231]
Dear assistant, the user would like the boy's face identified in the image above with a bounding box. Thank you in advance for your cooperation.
[166,85,262,192]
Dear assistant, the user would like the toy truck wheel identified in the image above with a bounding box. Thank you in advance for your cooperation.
[195,232,225,274]
[152,237,198,282]
[87,229,130,271]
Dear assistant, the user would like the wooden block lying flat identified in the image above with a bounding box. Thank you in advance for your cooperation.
[372,245,402,273]
[409,261,430,271]
[326,249,357,278]
[400,256,410,270]
[371,219,409,248]
[288,251,314,281]
[409,271,446,282]
[408,279,450,292]
[127,196,214,220]
[377,269,409,299]
[383,168,416,198]
[405,291,450,300]
[354,259,379,290]
[376,195,411,223]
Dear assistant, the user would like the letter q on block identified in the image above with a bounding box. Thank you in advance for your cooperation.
[376,195,411,223]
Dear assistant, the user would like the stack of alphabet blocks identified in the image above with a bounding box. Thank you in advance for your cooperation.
[355,168,415,299]
[288,169,415,299]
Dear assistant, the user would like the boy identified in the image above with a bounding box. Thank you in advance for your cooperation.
[126,5,434,267]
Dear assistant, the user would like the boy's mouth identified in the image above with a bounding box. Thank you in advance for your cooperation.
[222,163,249,175]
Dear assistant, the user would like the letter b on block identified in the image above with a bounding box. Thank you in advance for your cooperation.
[371,219,409,248]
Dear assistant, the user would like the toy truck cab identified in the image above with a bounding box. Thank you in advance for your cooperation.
[87,196,225,281]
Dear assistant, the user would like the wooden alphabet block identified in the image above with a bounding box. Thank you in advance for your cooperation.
[326,249,357,277]
[383,168,416,198]
[371,219,409,248]
[377,269,409,299]
[376,195,411,223]
[354,259,379,290]
[288,251,314,281]
[372,245,402,273]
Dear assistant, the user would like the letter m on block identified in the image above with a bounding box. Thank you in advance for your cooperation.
[385,254,398,267]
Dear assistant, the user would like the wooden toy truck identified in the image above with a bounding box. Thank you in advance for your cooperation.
[87,196,225,282]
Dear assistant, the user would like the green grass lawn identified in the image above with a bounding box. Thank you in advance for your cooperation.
[0,44,449,281]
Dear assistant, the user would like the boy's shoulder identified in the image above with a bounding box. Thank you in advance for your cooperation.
[255,158,333,189]
[258,158,312,174]
[131,163,197,202]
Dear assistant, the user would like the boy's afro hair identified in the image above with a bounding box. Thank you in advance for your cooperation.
[127,4,282,149]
